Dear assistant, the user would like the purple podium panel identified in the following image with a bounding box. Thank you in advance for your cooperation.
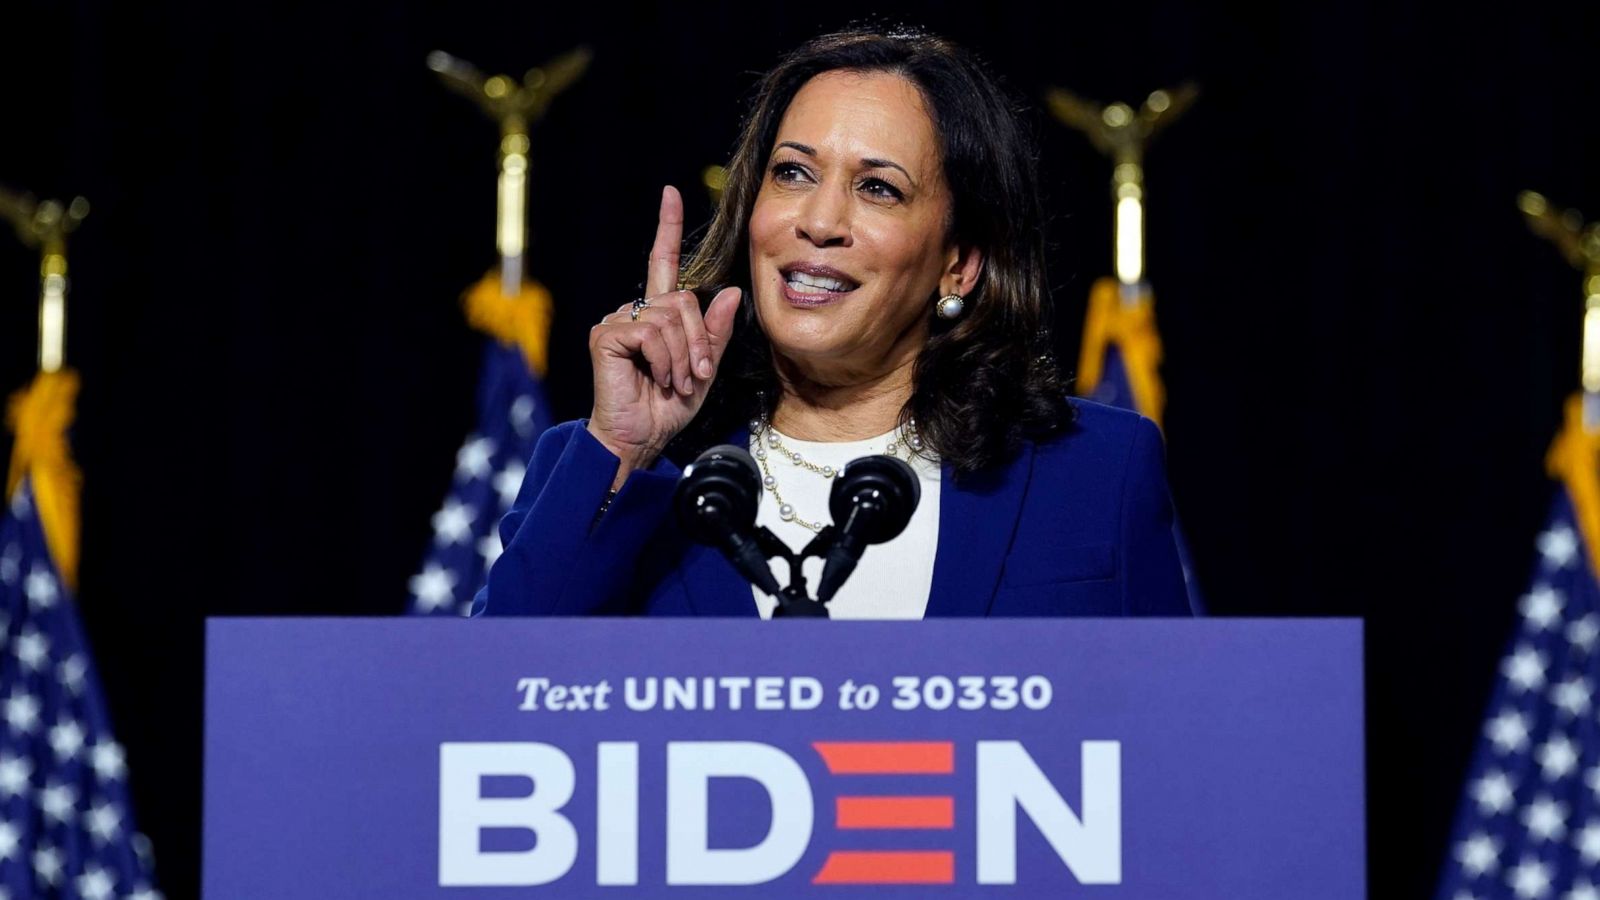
[203,618,1364,899]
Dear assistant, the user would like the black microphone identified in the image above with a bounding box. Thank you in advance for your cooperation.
[674,445,784,598]
[816,455,920,603]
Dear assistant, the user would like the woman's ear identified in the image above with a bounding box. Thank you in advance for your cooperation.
[941,242,985,297]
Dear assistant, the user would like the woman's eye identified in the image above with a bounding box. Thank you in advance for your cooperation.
[860,178,903,200]
[771,162,808,183]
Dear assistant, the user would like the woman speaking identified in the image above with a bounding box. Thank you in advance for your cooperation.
[477,27,1191,619]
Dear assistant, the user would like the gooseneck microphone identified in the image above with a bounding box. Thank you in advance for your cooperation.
[816,455,921,603]
[674,445,783,598]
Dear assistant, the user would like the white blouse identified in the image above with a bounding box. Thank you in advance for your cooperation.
[748,426,941,619]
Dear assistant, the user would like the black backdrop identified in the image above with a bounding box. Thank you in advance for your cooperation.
[3,1,1598,896]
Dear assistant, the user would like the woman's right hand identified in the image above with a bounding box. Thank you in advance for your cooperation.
[587,185,742,484]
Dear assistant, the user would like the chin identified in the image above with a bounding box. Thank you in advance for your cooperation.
[765,325,851,364]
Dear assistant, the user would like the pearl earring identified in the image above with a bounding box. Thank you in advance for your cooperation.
[935,293,965,320]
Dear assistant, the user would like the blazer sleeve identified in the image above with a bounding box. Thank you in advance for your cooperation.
[473,421,682,616]
[1120,417,1193,616]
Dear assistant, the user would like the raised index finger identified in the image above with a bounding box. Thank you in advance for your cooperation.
[645,185,684,298]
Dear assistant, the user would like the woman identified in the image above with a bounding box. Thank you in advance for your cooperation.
[477,27,1190,618]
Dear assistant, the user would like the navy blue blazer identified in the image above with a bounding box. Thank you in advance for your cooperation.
[475,399,1191,617]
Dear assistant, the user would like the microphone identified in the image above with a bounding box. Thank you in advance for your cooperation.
[674,445,783,598]
[816,455,920,603]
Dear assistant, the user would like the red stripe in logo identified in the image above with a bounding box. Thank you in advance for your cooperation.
[812,851,955,884]
[812,741,954,774]
[835,796,954,830]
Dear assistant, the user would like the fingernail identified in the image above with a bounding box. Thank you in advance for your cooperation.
[698,358,713,378]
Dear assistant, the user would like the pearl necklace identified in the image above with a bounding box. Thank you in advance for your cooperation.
[749,416,922,533]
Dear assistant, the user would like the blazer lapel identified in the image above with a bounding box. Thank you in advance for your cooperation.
[924,441,1035,617]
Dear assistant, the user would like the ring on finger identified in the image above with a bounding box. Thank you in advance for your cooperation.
[630,297,651,321]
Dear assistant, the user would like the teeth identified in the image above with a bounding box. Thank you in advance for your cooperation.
[787,271,852,293]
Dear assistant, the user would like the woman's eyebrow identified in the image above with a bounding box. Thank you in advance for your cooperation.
[775,141,916,187]
[861,156,914,186]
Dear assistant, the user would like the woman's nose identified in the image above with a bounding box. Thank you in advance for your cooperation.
[795,186,852,247]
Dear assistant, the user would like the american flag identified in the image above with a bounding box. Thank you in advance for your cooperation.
[1076,278,1206,614]
[408,341,551,617]
[0,481,159,898]
[1436,486,1600,900]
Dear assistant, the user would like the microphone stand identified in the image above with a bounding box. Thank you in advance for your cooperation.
[753,525,840,618]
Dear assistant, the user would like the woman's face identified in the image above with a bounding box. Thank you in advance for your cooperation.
[747,70,978,384]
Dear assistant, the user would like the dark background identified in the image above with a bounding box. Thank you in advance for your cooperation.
[3,0,1597,896]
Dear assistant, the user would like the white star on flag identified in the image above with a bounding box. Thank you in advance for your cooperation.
[1569,614,1600,652]
[33,844,62,886]
[76,865,116,900]
[1552,676,1593,716]
[431,501,476,546]
[1504,646,1549,692]
[89,740,126,782]
[494,462,526,510]
[3,691,40,735]
[478,531,502,570]
[1539,525,1580,569]
[0,754,31,798]
[1456,832,1500,876]
[509,394,539,436]
[1509,855,1553,898]
[1487,709,1531,754]
[1470,770,1515,815]
[39,781,76,824]
[58,653,87,694]
[14,629,49,671]
[24,564,57,609]
[0,820,18,861]
[1521,586,1566,630]
[455,436,496,481]
[86,801,121,843]
[1578,821,1600,865]
[48,719,85,762]
[1535,736,1580,780]
[409,565,457,613]
[1520,795,1567,841]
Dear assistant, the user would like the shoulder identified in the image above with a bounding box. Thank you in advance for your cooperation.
[1019,398,1170,535]
[545,419,590,440]
[1031,397,1162,472]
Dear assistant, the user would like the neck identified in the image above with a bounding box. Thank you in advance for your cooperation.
[769,354,915,441]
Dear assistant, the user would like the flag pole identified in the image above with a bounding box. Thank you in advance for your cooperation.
[1520,191,1600,430]
[1046,85,1205,612]
[0,187,89,373]
[1047,84,1197,295]
[427,47,591,300]
[1,186,88,586]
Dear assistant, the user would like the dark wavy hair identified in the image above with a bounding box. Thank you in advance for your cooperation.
[674,25,1071,474]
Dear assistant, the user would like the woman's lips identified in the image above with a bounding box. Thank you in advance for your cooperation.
[779,273,854,308]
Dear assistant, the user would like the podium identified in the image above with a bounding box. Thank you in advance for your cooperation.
[203,618,1364,898]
